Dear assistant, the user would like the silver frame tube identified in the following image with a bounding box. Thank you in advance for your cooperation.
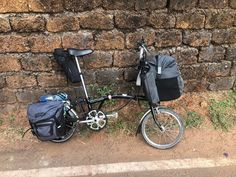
[74,56,89,99]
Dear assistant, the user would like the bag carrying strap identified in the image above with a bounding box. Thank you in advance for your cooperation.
[136,70,141,86]
[136,60,151,86]
[156,55,162,75]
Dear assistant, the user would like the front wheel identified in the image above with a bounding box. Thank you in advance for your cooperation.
[141,108,184,149]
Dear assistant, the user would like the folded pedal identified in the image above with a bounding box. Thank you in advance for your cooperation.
[106,112,118,119]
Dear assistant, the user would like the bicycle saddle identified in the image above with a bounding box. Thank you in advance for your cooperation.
[67,48,93,57]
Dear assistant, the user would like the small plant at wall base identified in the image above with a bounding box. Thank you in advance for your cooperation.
[228,89,236,108]
[106,119,125,134]
[9,115,16,124]
[185,111,204,128]
[0,119,3,126]
[97,85,113,96]
[97,84,118,106]
[17,127,25,137]
[209,90,236,131]
[105,119,138,136]
[78,125,92,138]
[90,83,116,97]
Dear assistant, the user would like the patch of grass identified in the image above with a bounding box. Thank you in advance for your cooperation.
[185,111,204,128]
[106,119,125,134]
[17,127,25,137]
[78,125,92,138]
[91,83,116,97]
[0,119,3,126]
[228,89,236,108]
[90,84,117,109]
[105,119,138,135]
[138,101,149,110]
[209,90,236,131]
[98,84,117,103]
[9,115,16,124]
[123,121,138,135]
[137,111,145,118]
[97,85,113,96]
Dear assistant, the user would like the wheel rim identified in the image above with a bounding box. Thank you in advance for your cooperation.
[52,121,77,143]
[142,110,183,149]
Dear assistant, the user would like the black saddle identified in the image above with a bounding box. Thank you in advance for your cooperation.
[68,48,93,57]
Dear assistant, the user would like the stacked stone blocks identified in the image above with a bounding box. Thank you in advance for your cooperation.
[0,0,235,107]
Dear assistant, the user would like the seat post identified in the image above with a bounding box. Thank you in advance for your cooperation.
[74,56,89,99]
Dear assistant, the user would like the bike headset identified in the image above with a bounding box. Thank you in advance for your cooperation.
[137,40,152,74]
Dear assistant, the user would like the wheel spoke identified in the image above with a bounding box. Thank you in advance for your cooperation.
[165,122,179,130]
[51,122,77,143]
[163,130,176,143]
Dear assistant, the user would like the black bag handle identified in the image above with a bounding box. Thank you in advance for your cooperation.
[155,55,162,76]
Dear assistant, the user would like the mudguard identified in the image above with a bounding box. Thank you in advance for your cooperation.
[136,109,152,135]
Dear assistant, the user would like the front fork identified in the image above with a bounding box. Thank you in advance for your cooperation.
[136,106,163,135]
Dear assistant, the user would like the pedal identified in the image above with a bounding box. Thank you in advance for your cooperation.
[106,112,118,119]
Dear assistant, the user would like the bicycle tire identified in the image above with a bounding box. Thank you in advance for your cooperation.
[141,108,184,149]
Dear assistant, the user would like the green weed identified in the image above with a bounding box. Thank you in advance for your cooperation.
[91,83,116,97]
[17,127,25,137]
[90,84,117,109]
[209,90,236,131]
[97,85,113,96]
[0,119,3,126]
[106,119,138,135]
[185,111,204,128]
[123,121,138,135]
[9,115,16,124]
[106,119,125,134]
[78,125,92,138]
[138,101,149,110]
[228,89,236,108]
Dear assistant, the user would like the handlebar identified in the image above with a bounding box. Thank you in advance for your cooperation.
[137,38,154,73]
[137,37,146,47]
[137,37,156,49]
[137,38,149,61]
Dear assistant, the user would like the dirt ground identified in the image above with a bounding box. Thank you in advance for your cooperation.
[0,91,236,171]
[0,126,236,171]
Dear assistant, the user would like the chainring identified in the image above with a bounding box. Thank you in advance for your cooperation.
[86,110,108,131]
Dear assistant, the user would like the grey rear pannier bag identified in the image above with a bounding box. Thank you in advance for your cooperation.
[27,101,66,141]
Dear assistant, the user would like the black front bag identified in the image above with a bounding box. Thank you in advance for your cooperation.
[53,48,81,83]
[27,101,66,141]
[141,55,184,106]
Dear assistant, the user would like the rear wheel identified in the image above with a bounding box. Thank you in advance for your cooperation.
[141,108,184,149]
[51,116,77,143]
[86,110,108,131]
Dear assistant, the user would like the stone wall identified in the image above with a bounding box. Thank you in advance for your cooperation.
[0,0,236,114]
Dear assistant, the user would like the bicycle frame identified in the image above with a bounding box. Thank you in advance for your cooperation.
[73,55,146,111]
[72,43,164,133]
[26,39,184,148]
